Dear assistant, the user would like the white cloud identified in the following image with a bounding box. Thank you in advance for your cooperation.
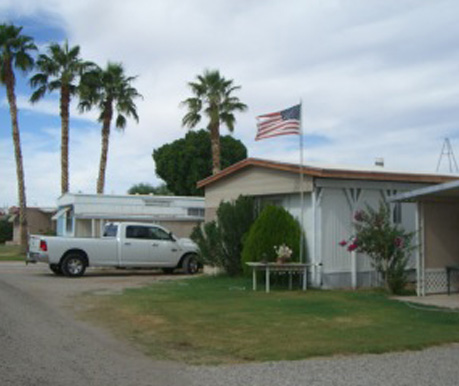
[1,0,459,206]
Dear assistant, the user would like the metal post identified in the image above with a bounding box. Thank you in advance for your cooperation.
[299,101,305,264]
[252,268,257,291]
[415,202,421,296]
[420,203,426,296]
[351,250,357,289]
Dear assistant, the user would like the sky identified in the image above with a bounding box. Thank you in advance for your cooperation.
[1,0,459,207]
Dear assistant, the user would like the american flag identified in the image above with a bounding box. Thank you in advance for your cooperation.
[255,104,301,141]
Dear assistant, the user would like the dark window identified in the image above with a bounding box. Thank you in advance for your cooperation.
[103,223,118,237]
[126,225,172,240]
[187,207,205,217]
[393,203,402,224]
[150,227,172,240]
[126,226,151,239]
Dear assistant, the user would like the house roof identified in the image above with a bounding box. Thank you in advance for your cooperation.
[389,179,459,202]
[197,158,458,188]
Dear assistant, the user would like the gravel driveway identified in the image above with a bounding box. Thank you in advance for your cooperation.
[1,262,458,386]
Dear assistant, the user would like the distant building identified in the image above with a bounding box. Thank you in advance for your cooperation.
[198,157,457,289]
[9,207,56,245]
[53,193,205,239]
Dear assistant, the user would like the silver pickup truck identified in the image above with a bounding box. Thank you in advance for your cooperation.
[27,222,199,277]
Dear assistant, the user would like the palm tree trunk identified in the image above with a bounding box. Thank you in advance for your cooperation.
[60,85,70,194]
[97,104,112,194]
[5,62,28,249]
[210,123,221,174]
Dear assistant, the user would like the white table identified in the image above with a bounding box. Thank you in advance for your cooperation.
[246,262,310,293]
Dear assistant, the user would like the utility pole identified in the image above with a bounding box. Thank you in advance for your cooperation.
[436,138,459,173]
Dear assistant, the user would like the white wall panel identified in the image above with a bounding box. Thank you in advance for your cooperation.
[321,188,352,272]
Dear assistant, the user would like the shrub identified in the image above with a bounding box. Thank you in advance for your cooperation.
[0,218,13,244]
[241,205,303,274]
[340,202,413,294]
[191,196,257,276]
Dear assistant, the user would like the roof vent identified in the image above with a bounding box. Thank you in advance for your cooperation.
[375,157,384,168]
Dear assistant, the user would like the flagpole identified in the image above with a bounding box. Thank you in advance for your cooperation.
[299,100,305,264]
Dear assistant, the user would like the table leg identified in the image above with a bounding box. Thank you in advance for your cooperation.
[266,266,270,293]
[447,267,450,295]
[252,268,257,291]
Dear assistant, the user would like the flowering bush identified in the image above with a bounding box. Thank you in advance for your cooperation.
[339,203,414,294]
[274,244,293,260]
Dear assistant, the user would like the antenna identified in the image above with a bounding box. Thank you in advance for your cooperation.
[436,138,459,173]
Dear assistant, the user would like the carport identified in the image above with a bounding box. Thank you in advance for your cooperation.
[391,180,459,296]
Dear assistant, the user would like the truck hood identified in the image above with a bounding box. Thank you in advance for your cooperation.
[177,237,199,252]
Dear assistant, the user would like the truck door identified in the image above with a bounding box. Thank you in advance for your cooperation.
[148,226,181,265]
[120,225,152,265]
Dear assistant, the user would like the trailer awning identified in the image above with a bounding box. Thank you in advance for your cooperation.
[52,207,71,220]
[389,179,459,203]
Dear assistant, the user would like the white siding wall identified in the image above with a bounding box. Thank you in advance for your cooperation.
[318,180,422,284]
[321,188,352,273]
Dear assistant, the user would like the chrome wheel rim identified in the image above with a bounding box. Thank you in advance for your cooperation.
[189,258,198,274]
[67,258,83,275]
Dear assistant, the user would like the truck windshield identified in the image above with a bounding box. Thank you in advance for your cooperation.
[103,224,118,237]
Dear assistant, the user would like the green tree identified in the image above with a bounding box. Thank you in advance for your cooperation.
[79,62,141,193]
[0,218,13,244]
[153,129,247,196]
[181,69,247,175]
[30,41,94,194]
[127,183,172,195]
[340,203,413,294]
[241,205,303,274]
[191,196,256,276]
[0,24,36,247]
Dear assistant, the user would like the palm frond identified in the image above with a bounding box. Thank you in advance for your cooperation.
[182,111,201,128]
[115,114,126,130]
[30,86,47,103]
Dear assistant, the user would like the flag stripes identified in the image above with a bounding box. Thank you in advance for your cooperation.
[255,104,301,141]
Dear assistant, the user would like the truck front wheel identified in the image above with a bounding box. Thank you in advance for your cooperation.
[61,253,87,277]
[182,254,199,275]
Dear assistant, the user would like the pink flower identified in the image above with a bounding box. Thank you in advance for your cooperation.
[347,243,358,252]
[339,240,348,247]
[394,237,403,248]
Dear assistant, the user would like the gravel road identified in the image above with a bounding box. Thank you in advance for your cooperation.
[1,262,458,386]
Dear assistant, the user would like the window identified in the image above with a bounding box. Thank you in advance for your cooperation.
[187,207,205,217]
[125,225,172,240]
[393,203,402,224]
[126,226,150,239]
[103,223,118,237]
[150,227,172,240]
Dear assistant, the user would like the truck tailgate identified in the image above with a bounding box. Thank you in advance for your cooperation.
[28,235,41,253]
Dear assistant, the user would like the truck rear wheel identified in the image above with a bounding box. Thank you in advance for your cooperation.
[182,254,199,275]
[61,253,87,277]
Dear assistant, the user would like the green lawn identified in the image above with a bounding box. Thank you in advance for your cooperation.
[82,276,459,365]
[0,244,24,261]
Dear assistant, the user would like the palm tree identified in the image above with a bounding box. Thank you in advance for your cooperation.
[79,62,141,194]
[0,24,36,248]
[30,41,94,194]
[181,69,247,175]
